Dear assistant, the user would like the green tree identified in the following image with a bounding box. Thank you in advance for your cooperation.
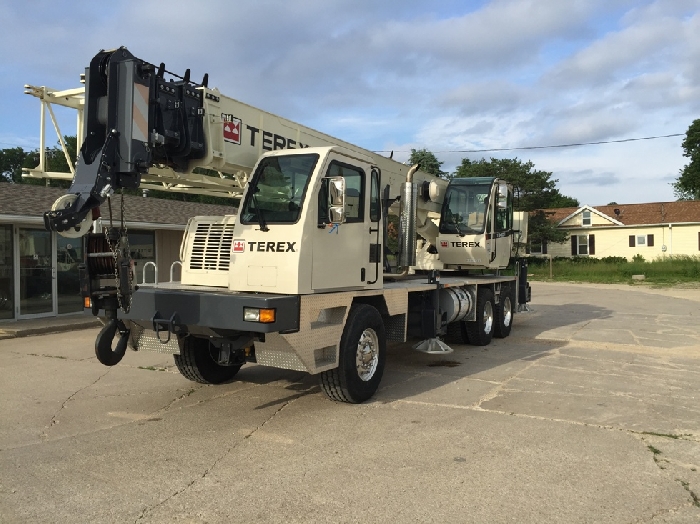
[674,119,700,200]
[453,157,579,245]
[409,148,448,178]
[0,136,76,187]
[0,147,31,183]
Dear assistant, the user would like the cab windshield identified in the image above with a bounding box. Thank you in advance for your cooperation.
[439,183,491,235]
[240,153,319,225]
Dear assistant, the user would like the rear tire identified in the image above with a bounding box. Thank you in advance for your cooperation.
[174,336,241,384]
[465,288,494,346]
[494,286,514,338]
[319,304,386,403]
[445,321,470,344]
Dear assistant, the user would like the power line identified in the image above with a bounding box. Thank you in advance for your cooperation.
[374,133,684,154]
[2,132,685,154]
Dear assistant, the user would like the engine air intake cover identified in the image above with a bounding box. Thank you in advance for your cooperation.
[189,222,235,271]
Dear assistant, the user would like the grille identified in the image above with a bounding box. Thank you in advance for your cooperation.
[189,222,235,271]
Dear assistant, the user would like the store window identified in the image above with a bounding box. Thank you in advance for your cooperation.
[128,230,156,284]
[0,225,13,320]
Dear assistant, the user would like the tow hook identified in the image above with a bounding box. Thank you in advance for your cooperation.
[95,318,130,366]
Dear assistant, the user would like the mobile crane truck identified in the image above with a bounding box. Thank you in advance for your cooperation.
[40,47,531,403]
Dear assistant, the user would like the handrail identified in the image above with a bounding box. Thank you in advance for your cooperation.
[142,261,158,285]
[169,261,182,282]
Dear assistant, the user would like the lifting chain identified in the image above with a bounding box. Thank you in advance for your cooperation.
[104,189,133,313]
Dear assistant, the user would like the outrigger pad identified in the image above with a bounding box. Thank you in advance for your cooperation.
[413,338,454,354]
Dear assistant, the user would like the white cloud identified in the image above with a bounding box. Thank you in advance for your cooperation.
[0,0,697,205]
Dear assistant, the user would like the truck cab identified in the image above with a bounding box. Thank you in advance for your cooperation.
[180,146,384,295]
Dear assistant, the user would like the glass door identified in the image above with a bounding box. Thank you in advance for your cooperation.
[18,228,54,317]
[57,236,83,314]
[0,225,13,320]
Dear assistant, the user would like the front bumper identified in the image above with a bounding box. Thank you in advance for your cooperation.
[121,286,301,335]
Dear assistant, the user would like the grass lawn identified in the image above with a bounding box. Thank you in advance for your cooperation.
[526,255,700,286]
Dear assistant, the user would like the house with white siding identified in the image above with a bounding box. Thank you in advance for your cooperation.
[532,201,700,260]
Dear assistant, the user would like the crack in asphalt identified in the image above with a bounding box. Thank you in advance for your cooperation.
[133,388,312,523]
[41,368,113,439]
[473,350,558,410]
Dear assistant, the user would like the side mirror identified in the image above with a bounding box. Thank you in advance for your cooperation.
[497,183,508,209]
[327,176,346,224]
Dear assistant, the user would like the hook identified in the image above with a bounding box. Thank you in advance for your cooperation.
[95,319,130,366]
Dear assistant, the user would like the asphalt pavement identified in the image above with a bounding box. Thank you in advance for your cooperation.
[1,282,700,523]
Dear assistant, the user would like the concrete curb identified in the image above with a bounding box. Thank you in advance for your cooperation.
[0,319,102,340]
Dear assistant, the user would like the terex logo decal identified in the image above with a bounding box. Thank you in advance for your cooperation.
[222,115,242,144]
[232,239,245,253]
[451,241,481,248]
[247,241,296,253]
[440,241,448,248]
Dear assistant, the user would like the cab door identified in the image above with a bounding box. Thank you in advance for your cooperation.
[492,182,513,268]
[311,155,378,292]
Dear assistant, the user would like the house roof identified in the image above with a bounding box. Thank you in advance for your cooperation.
[0,183,237,225]
[556,204,623,226]
[544,201,700,227]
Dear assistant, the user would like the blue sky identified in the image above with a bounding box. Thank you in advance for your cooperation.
[1,0,699,205]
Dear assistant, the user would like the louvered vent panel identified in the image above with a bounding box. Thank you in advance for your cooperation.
[188,222,235,271]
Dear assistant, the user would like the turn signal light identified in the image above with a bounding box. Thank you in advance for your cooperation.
[84,297,92,308]
[259,309,276,323]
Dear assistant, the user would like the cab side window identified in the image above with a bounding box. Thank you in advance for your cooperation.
[370,169,381,222]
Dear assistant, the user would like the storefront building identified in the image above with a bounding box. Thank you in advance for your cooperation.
[0,184,235,320]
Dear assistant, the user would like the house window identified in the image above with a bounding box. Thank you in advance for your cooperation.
[571,234,595,256]
[529,240,547,255]
[578,235,588,255]
[630,234,654,248]
[582,210,591,226]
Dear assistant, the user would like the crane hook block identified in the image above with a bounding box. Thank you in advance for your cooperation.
[95,319,130,366]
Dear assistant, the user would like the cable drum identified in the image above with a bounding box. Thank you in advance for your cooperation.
[439,287,472,324]
[87,235,116,275]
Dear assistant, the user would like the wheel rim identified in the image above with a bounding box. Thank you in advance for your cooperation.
[502,297,512,327]
[483,301,494,335]
[355,328,379,382]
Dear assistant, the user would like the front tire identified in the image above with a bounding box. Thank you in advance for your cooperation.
[174,336,241,384]
[319,304,386,403]
[465,288,494,346]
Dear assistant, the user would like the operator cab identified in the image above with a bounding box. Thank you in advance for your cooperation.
[437,177,513,270]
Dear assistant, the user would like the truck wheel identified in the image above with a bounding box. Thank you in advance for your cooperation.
[319,304,386,403]
[445,321,470,344]
[494,286,514,338]
[444,322,462,344]
[174,336,241,384]
[459,322,471,344]
[465,288,494,346]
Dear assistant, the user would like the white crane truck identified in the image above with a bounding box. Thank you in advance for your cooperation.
[40,47,531,403]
